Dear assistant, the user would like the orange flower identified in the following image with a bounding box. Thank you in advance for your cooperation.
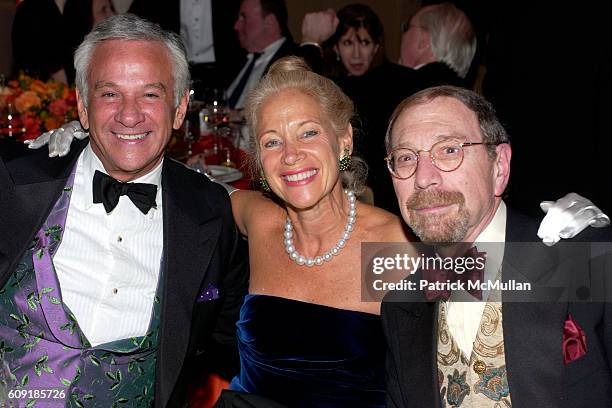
[0,87,17,110]
[7,72,79,140]
[30,79,48,94]
[14,91,42,113]
[44,116,63,131]
[60,86,72,100]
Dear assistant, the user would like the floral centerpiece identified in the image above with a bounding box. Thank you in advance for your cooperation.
[0,73,78,141]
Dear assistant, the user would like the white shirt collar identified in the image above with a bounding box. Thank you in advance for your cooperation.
[256,37,286,61]
[475,201,507,244]
[445,201,506,303]
[79,143,164,212]
[474,201,507,284]
[54,0,66,13]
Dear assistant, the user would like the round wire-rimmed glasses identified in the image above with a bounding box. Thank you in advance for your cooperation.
[384,139,496,179]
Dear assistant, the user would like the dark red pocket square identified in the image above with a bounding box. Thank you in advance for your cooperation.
[563,314,587,364]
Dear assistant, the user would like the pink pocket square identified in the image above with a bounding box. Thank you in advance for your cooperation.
[563,314,587,364]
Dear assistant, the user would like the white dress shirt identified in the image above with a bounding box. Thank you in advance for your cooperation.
[180,0,215,64]
[54,0,66,13]
[444,201,507,358]
[54,144,164,347]
[226,37,286,109]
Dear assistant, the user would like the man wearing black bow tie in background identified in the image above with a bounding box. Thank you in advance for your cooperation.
[0,14,247,407]
[381,86,612,408]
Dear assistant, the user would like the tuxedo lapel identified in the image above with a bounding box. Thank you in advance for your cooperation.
[0,142,85,288]
[387,300,440,407]
[0,180,66,286]
[155,160,222,406]
[502,209,566,407]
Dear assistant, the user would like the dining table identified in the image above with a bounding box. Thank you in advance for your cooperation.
[168,128,253,191]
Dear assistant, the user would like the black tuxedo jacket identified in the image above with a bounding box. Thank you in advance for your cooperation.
[11,0,72,80]
[128,0,245,87]
[381,207,612,408]
[0,140,249,407]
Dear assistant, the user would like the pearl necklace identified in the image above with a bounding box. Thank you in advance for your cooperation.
[284,190,357,267]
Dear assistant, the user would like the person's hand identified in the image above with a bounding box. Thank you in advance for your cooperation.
[301,9,339,44]
[24,120,88,157]
[538,192,610,246]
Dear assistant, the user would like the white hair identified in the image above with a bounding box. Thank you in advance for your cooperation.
[74,14,190,107]
[417,2,476,78]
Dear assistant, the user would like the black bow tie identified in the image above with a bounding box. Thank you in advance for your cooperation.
[92,170,158,214]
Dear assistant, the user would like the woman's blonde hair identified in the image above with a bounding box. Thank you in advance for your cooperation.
[244,56,367,194]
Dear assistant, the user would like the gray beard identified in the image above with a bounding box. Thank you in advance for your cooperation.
[405,189,470,245]
[408,207,470,245]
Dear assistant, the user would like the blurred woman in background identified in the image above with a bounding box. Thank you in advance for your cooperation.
[324,3,385,81]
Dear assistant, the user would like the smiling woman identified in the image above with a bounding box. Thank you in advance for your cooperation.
[216,56,414,407]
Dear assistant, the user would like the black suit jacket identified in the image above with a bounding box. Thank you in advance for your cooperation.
[415,62,466,90]
[0,140,249,407]
[264,39,322,74]
[227,39,322,108]
[381,207,612,408]
[128,0,245,88]
[11,0,72,80]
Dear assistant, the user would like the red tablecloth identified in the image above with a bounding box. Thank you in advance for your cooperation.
[170,133,252,190]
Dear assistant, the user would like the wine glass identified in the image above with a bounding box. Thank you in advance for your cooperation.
[207,88,229,130]
[0,103,25,139]
[183,86,205,156]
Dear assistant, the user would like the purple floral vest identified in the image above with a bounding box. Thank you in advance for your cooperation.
[0,171,161,407]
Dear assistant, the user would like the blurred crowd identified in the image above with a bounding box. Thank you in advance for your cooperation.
[8,0,612,217]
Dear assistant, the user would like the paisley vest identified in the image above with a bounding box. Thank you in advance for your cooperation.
[437,300,513,408]
[0,172,161,407]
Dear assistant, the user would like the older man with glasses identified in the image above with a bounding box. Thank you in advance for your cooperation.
[381,85,612,408]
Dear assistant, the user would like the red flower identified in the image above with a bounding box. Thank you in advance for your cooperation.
[48,99,68,117]
[563,314,587,364]
[21,112,42,140]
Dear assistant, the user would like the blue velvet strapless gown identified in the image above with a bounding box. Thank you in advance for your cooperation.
[229,294,386,407]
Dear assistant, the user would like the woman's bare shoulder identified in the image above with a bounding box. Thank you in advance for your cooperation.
[357,203,415,242]
[231,190,286,234]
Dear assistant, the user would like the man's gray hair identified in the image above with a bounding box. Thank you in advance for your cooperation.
[74,14,190,107]
[385,86,509,158]
[417,2,476,78]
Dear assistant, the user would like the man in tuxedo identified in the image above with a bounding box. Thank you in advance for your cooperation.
[0,14,247,407]
[381,86,612,407]
[128,0,245,90]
